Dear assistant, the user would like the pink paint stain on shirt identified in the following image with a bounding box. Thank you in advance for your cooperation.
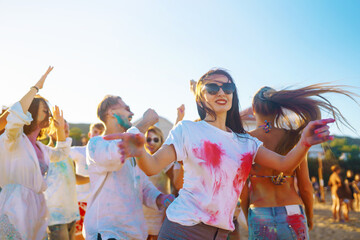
[213,179,221,195]
[206,210,219,224]
[233,152,254,196]
[286,214,306,238]
[192,140,224,169]
[193,141,226,196]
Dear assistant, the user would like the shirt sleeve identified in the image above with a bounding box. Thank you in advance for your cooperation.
[86,137,124,174]
[86,127,140,174]
[139,168,162,210]
[70,147,88,176]
[44,137,72,163]
[3,102,33,150]
[163,121,187,162]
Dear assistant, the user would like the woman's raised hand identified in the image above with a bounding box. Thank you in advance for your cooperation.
[300,118,335,147]
[52,105,65,130]
[175,104,185,124]
[103,133,146,163]
[190,79,196,95]
[35,66,54,90]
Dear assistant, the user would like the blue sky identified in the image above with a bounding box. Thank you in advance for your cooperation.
[1,0,359,137]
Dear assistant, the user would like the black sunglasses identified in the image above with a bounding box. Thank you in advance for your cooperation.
[146,137,159,143]
[204,83,235,95]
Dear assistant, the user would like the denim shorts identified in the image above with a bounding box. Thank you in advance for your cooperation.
[248,205,309,240]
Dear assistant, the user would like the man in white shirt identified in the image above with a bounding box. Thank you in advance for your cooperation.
[70,122,105,240]
[84,95,174,240]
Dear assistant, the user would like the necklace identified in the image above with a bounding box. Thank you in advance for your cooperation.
[259,120,272,133]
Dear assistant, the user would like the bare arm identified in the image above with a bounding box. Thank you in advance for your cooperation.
[76,174,90,185]
[104,132,177,176]
[137,144,177,176]
[175,104,185,125]
[165,162,184,190]
[19,66,53,114]
[296,157,314,230]
[135,109,159,134]
[255,119,334,172]
[0,110,9,132]
[240,180,250,224]
[172,162,184,190]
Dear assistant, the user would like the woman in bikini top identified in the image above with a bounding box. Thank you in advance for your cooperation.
[241,84,357,239]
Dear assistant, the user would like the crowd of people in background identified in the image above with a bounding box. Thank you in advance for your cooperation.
[0,66,359,240]
[326,165,360,223]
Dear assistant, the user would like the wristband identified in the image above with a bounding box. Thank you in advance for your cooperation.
[31,86,39,93]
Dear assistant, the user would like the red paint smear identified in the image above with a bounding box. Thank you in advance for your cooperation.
[286,214,306,238]
[233,152,254,196]
[213,179,221,195]
[192,140,224,169]
[207,210,219,224]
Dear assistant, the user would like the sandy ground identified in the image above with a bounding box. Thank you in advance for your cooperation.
[235,194,360,240]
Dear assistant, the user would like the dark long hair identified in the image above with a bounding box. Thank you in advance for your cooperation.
[24,95,51,139]
[252,84,358,154]
[195,68,246,134]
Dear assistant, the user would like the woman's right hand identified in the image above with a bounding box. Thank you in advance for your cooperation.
[103,133,146,163]
[35,66,54,90]
[307,218,314,231]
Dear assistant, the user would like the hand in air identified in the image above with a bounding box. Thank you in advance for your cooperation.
[142,109,159,126]
[103,133,145,163]
[176,104,185,123]
[52,105,65,130]
[190,79,197,95]
[156,193,175,210]
[300,118,335,147]
[35,66,54,90]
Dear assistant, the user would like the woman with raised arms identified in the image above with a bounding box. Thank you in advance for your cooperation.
[105,69,334,240]
[0,67,72,240]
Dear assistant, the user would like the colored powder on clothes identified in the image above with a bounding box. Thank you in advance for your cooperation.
[207,210,219,224]
[233,152,254,196]
[213,179,221,195]
[286,214,305,238]
[192,140,224,169]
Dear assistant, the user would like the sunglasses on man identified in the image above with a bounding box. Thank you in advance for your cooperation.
[204,83,235,95]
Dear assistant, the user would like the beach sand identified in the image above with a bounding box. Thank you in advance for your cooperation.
[236,195,360,240]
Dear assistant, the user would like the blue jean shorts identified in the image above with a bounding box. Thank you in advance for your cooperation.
[248,205,309,240]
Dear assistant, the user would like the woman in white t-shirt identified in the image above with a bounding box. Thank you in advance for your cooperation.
[105,68,334,240]
[0,66,72,240]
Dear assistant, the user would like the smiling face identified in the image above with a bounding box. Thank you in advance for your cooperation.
[200,74,233,117]
[145,131,162,154]
[108,98,134,128]
[37,100,51,128]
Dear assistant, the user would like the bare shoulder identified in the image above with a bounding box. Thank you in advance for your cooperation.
[249,128,287,151]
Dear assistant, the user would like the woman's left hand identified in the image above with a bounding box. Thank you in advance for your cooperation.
[52,105,65,130]
[299,118,335,148]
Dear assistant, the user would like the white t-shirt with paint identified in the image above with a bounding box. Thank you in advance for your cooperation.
[164,120,262,231]
[84,127,162,240]
[45,157,80,226]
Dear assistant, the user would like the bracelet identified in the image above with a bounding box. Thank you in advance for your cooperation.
[31,86,39,93]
